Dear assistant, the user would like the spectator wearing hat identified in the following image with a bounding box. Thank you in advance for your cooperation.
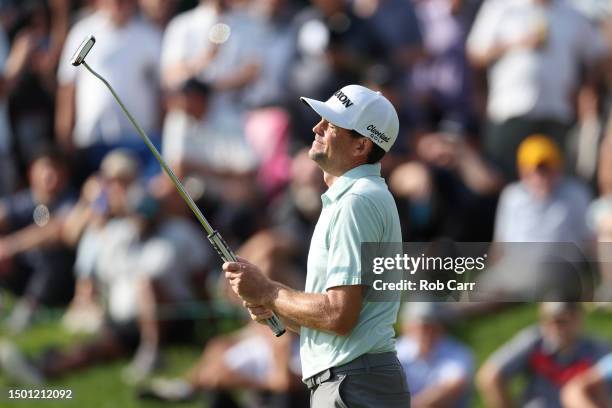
[479,135,594,300]
[477,303,609,408]
[396,303,475,408]
[61,148,142,334]
[562,352,612,408]
[494,134,592,245]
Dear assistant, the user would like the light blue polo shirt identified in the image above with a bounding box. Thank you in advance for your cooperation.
[300,162,402,380]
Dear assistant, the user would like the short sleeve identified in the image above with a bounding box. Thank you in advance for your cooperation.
[597,353,612,383]
[493,186,512,241]
[466,0,503,57]
[574,13,607,65]
[325,194,383,289]
[488,326,540,379]
[160,16,188,72]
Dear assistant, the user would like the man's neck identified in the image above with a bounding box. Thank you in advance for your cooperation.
[322,161,369,188]
[323,172,337,188]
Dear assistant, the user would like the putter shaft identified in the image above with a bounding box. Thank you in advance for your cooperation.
[81,61,286,337]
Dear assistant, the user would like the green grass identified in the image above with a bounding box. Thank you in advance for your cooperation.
[0,304,611,407]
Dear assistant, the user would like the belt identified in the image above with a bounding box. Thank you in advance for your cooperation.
[303,352,399,390]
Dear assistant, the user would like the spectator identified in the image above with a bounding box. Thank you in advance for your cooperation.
[494,134,592,244]
[56,0,162,174]
[160,77,260,245]
[410,0,478,134]
[562,352,612,408]
[389,131,503,241]
[287,0,384,148]
[138,0,178,28]
[242,0,298,109]
[467,0,606,180]
[136,237,306,407]
[0,191,209,385]
[0,147,77,333]
[9,0,71,169]
[160,0,264,188]
[0,4,54,195]
[477,302,609,408]
[396,302,474,408]
[479,135,594,299]
[61,148,142,334]
[353,0,423,71]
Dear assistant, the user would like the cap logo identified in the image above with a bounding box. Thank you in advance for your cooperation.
[334,90,354,108]
[367,124,390,143]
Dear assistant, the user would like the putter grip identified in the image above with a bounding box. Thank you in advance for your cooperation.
[208,231,286,337]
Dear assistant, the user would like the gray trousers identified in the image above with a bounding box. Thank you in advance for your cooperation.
[305,353,411,407]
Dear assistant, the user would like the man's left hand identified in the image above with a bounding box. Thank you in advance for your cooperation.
[223,259,277,305]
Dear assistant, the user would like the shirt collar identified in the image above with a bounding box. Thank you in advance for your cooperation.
[321,163,381,205]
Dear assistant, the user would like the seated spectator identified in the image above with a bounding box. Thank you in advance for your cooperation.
[136,235,306,407]
[61,149,141,334]
[0,192,209,385]
[396,303,474,408]
[138,323,304,407]
[494,135,591,244]
[0,147,77,333]
[562,352,612,408]
[477,302,609,408]
[479,135,594,300]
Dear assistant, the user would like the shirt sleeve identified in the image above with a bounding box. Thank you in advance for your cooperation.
[596,353,612,384]
[466,0,503,57]
[574,13,607,65]
[488,326,540,379]
[160,16,187,72]
[325,194,383,289]
[493,186,512,242]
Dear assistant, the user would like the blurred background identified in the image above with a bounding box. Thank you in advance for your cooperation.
[0,0,612,406]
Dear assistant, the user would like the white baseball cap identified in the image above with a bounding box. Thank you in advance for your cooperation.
[300,84,399,152]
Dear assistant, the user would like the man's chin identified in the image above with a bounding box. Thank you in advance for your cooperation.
[308,149,325,163]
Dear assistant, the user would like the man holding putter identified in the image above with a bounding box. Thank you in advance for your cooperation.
[223,85,410,406]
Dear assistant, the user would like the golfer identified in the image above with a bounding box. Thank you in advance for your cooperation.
[223,84,410,406]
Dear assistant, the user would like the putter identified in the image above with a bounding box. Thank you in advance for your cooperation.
[70,35,285,337]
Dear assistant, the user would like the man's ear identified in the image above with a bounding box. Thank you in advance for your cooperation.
[353,136,370,159]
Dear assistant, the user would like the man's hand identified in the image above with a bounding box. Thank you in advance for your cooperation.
[223,259,277,306]
[244,302,274,324]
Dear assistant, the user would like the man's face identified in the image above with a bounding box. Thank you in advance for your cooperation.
[309,118,361,174]
[29,158,64,199]
[520,164,560,199]
[540,310,583,350]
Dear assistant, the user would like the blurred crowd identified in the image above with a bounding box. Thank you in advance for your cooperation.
[0,0,612,406]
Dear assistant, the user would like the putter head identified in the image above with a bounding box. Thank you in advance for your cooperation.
[70,35,96,66]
